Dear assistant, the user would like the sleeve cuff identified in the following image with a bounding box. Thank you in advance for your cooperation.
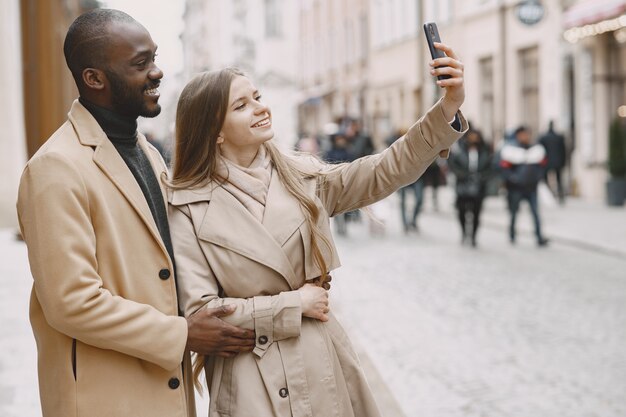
[449,114,462,131]
[252,296,274,358]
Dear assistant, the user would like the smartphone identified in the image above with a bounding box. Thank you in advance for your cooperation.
[423,22,451,80]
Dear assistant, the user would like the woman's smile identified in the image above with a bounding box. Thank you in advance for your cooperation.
[251,117,271,128]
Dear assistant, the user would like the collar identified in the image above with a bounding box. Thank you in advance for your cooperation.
[79,97,138,144]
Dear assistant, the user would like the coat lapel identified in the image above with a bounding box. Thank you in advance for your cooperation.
[68,100,165,252]
[194,181,303,290]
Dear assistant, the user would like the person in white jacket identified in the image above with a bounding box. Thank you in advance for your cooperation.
[499,126,549,246]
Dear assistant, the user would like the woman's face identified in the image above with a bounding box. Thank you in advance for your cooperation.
[218,75,274,163]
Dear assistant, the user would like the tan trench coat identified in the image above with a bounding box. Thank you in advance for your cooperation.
[17,100,196,417]
[168,100,466,417]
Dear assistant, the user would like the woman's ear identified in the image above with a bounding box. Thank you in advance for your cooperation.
[217,135,225,145]
[82,68,106,91]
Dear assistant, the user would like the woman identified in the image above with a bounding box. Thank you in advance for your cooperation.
[168,43,466,417]
[448,127,492,247]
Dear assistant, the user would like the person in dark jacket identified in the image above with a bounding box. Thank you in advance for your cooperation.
[449,128,492,246]
[324,133,351,235]
[499,126,549,246]
[538,120,567,204]
[345,119,374,160]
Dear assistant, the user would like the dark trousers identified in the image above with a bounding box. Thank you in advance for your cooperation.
[399,179,424,230]
[544,167,564,203]
[456,195,484,243]
[507,188,544,242]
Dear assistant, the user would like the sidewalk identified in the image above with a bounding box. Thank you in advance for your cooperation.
[426,186,626,258]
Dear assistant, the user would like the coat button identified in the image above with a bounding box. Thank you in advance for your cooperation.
[258,335,268,345]
[159,268,171,280]
[168,377,180,389]
[279,387,288,398]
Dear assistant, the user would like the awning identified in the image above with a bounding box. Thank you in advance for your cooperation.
[563,0,626,29]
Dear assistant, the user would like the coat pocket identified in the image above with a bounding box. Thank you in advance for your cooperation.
[71,338,77,381]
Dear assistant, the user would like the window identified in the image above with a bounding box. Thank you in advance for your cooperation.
[519,46,539,136]
[426,0,453,24]
[265,0,282,38]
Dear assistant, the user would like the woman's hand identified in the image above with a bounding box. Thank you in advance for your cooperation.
[430,42,465,121]
[298,283,330,322]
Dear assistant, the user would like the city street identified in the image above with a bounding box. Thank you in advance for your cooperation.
[1,190,625,417]
[331,191,626,417]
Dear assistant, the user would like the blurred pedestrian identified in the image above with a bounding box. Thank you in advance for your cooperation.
[449,127,492,246]
[343,120,374,224]
[16,9,254,417]
[538,120,567,204]
[324,132,351,235]
[387,128,424,233]
[325,132,352,163]
[399,178,425,232]
[145,131,171,166]
[167,39,467,417]
[295,133,320,155]
[345,119,374,160]
[499,126,549,246]
[422,160,445,211]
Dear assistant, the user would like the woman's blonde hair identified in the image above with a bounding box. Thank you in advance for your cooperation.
[170,68,332,391]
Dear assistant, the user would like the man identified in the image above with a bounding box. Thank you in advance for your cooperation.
[17,9,255,417]
[538,120,567,204]
[345,119,374,160]
[499,126,549,247]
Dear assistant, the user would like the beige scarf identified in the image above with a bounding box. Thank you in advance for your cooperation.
[215,145,272,222]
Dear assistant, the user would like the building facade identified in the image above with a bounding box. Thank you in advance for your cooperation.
[563,0,626,200]
[298,0,568,149]
[181,0,301,148]
[298,0,373,145]
[1,0,96,228]
[298,0,626,202]
[1,0,27,228]
[367,0,422,148]
[435,0,567,145]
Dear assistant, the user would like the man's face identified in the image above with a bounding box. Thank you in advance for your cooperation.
[102,21,163,118]
[516,130,531,145]
[467,132,480,145]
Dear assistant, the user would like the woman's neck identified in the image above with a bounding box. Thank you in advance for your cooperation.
[221,146,261,168]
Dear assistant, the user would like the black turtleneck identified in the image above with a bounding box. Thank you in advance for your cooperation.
[79,98,175,269]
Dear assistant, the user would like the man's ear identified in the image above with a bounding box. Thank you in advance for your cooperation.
[82,68,106,91]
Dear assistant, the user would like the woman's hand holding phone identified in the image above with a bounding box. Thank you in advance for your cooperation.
[423,22,465,121]
[429,42,465,121]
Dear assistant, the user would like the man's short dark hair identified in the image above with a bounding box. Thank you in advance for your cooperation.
[514,125,528,137]
[63,9,136,88]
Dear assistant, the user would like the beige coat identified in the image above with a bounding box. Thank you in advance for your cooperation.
[17,100,196,417]
[168,100,466,417]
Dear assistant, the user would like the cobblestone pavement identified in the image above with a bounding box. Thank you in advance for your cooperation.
[330,194,626,417]
[2,191,625,417]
